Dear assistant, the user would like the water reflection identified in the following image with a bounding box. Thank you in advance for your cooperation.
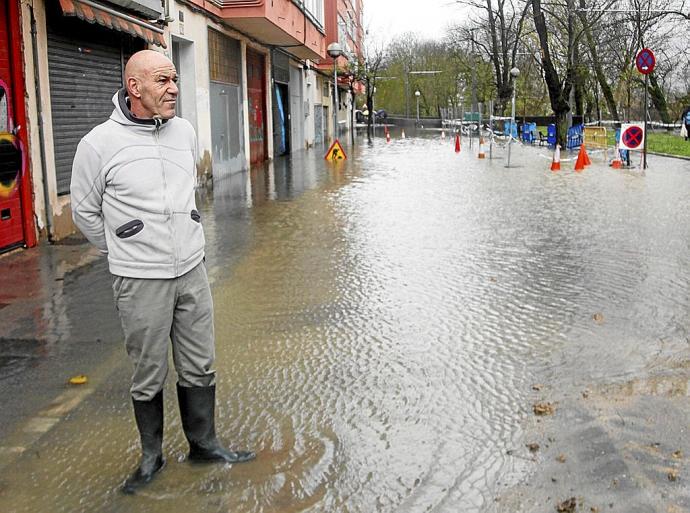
[1,138,689,512]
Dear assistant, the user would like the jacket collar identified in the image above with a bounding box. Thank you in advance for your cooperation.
[116,88,168,127]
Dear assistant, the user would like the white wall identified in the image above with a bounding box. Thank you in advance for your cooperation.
[170,4,213,171]
[21,0,64,236]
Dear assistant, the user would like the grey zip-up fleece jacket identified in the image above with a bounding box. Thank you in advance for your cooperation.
[71,89,204,279]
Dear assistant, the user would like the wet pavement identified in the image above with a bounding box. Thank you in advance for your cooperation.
[0,131,689,512]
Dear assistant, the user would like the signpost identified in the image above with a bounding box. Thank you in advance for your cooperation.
[635,48,655,169]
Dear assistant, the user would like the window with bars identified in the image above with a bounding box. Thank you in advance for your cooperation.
[208,29,240,84]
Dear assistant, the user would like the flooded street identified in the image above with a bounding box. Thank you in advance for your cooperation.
[1,134,689,512]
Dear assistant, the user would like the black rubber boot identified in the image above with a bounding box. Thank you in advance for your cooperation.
[177,383,256,464]
[122,391,165,495]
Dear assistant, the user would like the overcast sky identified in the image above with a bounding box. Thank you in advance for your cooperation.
[363,0,464,41]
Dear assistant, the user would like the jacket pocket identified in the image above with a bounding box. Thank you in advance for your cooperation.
[191,210,201,223]
[115,219,144,239]
[175,212,205,265]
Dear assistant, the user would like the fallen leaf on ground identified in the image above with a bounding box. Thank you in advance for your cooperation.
[593,312,604,324]
[68,375,88,385]
[556,497,577,512]
[532,384,544,391]
[556,454,567,463]
[534,402,555,416]
[672,450,682,459]
[527,443,540,453]
[668,470,678,482]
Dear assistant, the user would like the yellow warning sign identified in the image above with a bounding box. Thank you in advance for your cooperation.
[325,139,347,161]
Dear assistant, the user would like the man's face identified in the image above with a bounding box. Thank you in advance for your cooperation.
[135,63,179,120]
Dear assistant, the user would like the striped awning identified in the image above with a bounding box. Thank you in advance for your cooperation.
[57,0,167,48]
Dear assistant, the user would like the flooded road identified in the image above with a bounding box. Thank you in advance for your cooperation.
[1,135,689,512]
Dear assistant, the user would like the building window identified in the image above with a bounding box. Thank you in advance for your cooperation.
[208,29,239,84]
[296,0,323,26]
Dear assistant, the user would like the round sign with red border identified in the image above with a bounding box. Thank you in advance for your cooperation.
[621,125,644,149]
[636,48,655,75]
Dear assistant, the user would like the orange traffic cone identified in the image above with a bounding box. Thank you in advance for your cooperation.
[385,126,391,143]
[574,144,587,172]
[550,144,561,171]
[455,133,461,153]
[611,144,622,169]
[478,136,486,159]
[582,143,591,166]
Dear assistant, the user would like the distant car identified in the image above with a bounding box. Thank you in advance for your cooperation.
[354,109,387,123]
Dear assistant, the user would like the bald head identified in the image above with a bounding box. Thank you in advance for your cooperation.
[125,50,179,120]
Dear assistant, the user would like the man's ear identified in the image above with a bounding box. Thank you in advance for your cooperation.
[127,77,142,99]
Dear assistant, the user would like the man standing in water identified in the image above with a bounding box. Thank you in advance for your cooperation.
[70,50,255,494]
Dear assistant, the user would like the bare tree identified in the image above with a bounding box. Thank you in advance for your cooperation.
[451,0,532,114]
[532,0,581,146]
[576,0,621,121]
[349,37,387,142]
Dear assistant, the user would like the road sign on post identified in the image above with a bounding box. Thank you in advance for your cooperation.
[636,48,656,75]
[635,48,655,169]
[619,123,645,151]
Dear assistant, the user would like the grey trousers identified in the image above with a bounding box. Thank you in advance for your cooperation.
[112,262,216,401]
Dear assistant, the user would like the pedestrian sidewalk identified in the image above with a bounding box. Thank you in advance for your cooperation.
[0,237,125,467]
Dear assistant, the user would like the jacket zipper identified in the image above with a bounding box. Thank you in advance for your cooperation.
[154,118,178,276]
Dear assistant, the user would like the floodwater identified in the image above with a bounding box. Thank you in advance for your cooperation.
[1,133,690,513]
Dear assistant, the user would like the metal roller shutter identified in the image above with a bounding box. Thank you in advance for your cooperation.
[46,13,141,195]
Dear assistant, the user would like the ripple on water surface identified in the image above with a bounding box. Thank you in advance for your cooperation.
[1,138,689,513]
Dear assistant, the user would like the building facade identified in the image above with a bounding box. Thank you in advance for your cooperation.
[0,0,36,251]
[0,0,363,252]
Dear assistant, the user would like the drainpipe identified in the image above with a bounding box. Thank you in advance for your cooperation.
[30,6,53,241]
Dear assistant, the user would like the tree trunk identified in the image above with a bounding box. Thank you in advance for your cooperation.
[573,46,584,117]
[533,0,572,148]
[350,85,356,146]
[577,0,619,122]
[366,78,374,142]
[556,111,570,149]
[496,83,512,116]
[647,72,671,125]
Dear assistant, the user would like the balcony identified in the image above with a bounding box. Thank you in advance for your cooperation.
[197,0,326,60]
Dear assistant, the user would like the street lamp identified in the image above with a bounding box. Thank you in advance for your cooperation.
[327,42,343,140]
[415,90,421,126]
[506,67,520,168]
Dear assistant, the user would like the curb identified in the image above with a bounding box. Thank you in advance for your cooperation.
[647,151,690,161]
